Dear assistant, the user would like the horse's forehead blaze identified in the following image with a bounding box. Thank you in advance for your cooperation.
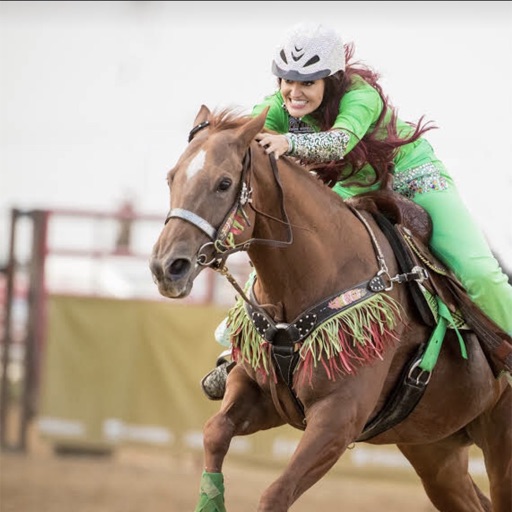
[170,133,242,204]
[170,147,217,206]
[185,149,206,181]
[179,141,238,181]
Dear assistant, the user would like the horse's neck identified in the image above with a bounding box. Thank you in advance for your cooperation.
[248,154,379,319]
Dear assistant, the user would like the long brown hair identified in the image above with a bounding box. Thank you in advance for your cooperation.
[303,43,436,187]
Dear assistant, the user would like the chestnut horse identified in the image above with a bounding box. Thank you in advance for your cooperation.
[150,105,511,512]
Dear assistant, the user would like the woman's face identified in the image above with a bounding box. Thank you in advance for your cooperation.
[279,78,325,118]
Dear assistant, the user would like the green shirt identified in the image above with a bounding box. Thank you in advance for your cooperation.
[252,76,449,198]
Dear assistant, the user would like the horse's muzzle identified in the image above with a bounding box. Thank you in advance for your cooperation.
[149,256,193,298]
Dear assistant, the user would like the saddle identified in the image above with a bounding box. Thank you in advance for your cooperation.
[349,178,512,377]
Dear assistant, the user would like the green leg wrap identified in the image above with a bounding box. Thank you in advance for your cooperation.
[194,471,226,512]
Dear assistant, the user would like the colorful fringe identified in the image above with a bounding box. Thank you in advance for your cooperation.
[227,292,402,386]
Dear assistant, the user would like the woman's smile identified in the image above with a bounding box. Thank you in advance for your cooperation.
[280,79,325,118]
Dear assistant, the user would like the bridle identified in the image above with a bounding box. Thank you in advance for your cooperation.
[163,119,294,303]
[164,148,255,266]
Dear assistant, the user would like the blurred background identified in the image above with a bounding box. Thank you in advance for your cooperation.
[1,2,510,511]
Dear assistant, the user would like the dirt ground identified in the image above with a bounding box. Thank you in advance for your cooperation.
[0,425,443,512]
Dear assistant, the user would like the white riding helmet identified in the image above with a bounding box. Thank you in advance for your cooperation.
[271,23,345,81]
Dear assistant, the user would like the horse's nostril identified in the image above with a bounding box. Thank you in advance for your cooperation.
[149,259,164,281]
[167,258,191,280]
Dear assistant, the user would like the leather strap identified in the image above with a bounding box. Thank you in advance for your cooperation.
[372,212,435,326]
[245,279,377,344]
[356,342,430,441]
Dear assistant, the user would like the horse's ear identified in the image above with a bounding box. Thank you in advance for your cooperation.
[236,107,269,147]
[193,105,211,127]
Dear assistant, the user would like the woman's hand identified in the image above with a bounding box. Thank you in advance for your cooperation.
[255,133,290,159]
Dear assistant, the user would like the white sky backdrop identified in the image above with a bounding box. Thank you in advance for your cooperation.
[1,1,511,267]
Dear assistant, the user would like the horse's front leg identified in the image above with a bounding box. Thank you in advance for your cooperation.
[257,394,366,512]
[196,365,284,512]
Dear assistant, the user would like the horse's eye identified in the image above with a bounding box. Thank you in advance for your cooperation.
[217,178,232,192]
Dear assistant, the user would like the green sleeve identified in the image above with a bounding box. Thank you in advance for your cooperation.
[332,77,384,154]
[252,92,289,133]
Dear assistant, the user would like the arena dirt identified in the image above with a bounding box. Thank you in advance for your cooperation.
[0,426,440,512]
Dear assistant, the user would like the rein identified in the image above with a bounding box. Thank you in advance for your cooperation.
[166,120,429,316]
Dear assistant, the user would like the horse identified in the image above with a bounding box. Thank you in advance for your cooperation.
[149,105,512,512]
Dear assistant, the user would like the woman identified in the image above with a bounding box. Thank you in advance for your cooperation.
[201,22,512,400]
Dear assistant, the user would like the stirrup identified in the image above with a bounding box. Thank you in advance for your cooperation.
[200,352,235,401]
[215,349,233,366]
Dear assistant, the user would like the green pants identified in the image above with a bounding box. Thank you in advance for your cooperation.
[334,180,512,335]
[414,187,512,335]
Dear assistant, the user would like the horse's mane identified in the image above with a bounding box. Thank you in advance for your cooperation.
[207,107,253,133]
